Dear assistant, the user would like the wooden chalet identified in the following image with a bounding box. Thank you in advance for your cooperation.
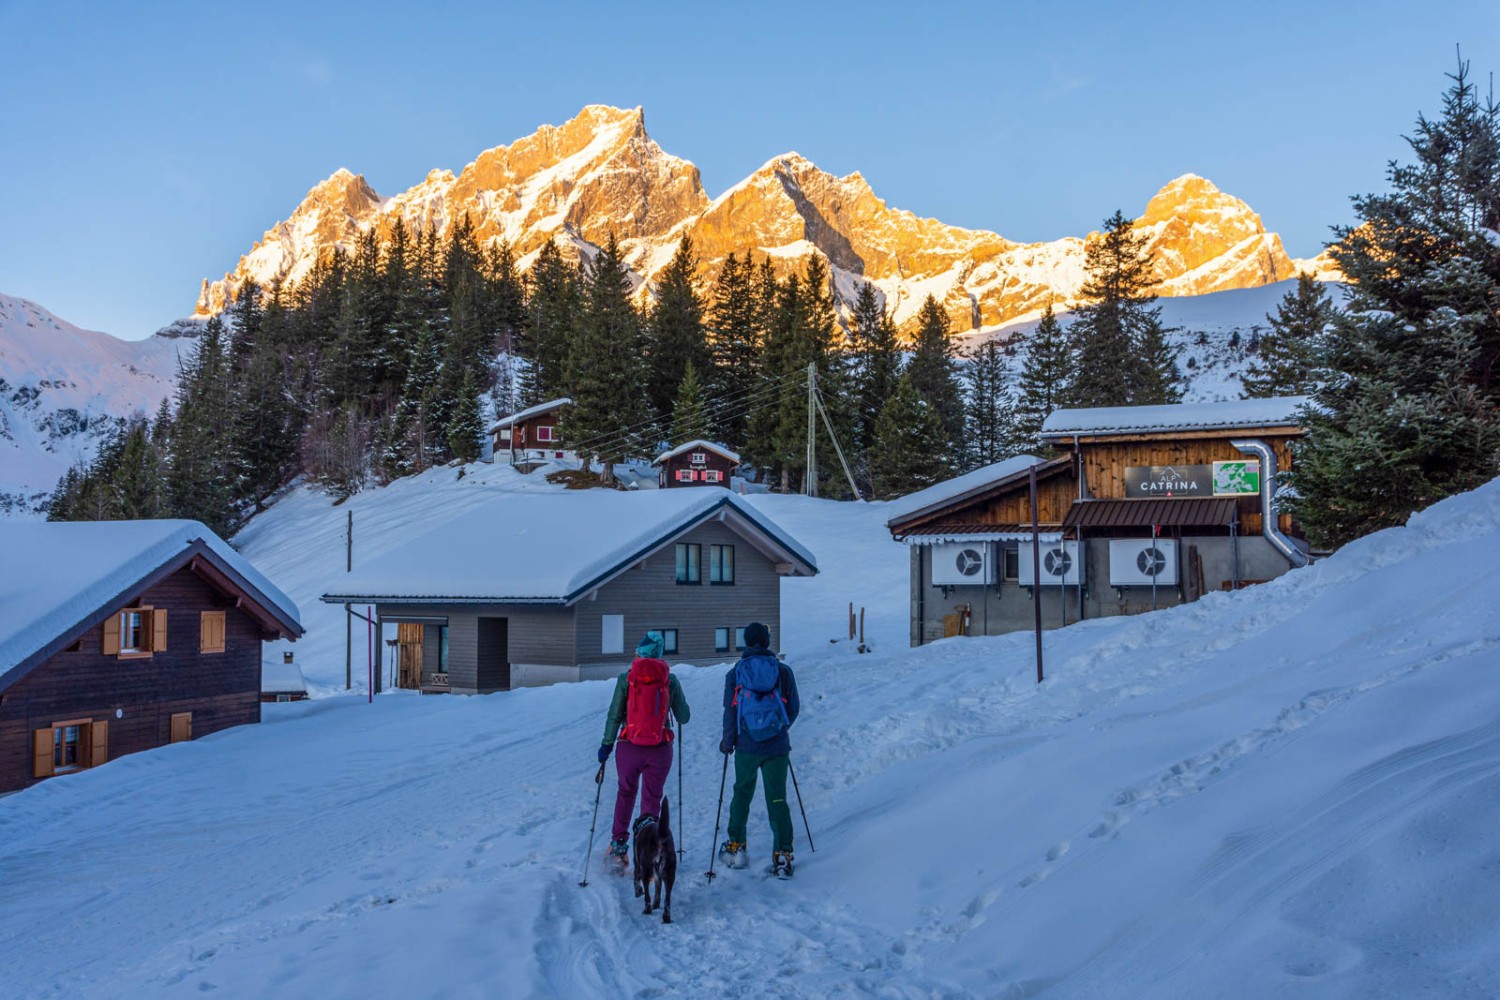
[0,520,303,794]
[322,489,816,693]
[490,397,571,471]
[654,440,741,488]
[885,398,1310,645]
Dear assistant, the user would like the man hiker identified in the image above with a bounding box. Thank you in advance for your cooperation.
[599,632,691,867]
[719,621,801,878]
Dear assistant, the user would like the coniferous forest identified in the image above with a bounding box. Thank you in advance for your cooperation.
[49,60,1500,546]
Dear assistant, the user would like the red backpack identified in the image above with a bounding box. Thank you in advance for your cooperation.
[621,658,673,746]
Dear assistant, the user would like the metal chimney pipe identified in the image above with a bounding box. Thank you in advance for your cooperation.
[1231,439,1309,568]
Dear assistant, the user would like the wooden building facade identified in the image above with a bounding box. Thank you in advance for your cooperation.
[490,397,571,471]
[0,522,303,794]
[654,440,741,488]
[323,490,817,694]
[886,398,1310,646]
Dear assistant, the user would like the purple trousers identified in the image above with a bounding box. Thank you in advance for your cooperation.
[612,740,673,841]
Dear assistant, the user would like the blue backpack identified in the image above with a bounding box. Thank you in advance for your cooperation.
[734,653,789,743]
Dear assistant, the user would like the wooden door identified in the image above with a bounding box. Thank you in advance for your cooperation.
[397,623,424,690]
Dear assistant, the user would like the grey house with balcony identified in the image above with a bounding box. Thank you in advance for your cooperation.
[321,489,817,693]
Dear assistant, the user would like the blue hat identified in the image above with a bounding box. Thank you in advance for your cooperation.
[636,632,665,659]
[743,622,771,649]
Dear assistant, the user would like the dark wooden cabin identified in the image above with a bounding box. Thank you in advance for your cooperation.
[490,397,571,471]
[654,440,741,488]
[0,521,303,794]
[886,397,1310,645]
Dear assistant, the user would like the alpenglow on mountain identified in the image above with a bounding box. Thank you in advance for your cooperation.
[196,105,1333,331]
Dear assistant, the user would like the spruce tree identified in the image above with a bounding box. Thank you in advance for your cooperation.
[446,368,484,463]
[1241,272,1335,398]
[521,239,578,406]
[167,316,236,534]
[389,319,442,475]
[669,361,711,445]
[849,281,903,453]
[869,375,952,499]
[905,295,965,457]
[110,418,167,519]
[1013,300,1071,447]
[705,252,762,448]
[964,339,1016,466]
[646,236,709,425]
[562,233,651,478]
[1287,57,1500,547]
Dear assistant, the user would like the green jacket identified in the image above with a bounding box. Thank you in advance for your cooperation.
[602,666,691,745]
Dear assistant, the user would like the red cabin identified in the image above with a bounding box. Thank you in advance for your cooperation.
[654,440,741,488]
[490,397,571,471]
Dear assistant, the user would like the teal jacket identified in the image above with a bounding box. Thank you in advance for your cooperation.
[602,662,691,745]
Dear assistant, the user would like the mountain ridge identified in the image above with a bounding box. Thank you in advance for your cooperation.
[196,105,1337,331]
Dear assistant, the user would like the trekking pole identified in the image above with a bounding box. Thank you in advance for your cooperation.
[577,763,606,887]
[704,751,729,882]
[677,721,685,860]
[788,759,816,853]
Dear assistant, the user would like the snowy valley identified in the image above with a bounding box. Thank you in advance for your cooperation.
[2,461,1497,997]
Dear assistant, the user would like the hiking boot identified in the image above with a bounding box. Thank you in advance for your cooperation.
[719,840,749,869]
[608,839,629,866]
[770,850,794,879]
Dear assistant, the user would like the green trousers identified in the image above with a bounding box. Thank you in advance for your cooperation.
[727,751,794,853]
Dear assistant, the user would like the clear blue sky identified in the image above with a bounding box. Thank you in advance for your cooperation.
[1,0,1496,339]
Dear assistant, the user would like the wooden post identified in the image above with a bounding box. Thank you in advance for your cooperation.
[1030,464,1044,684]
[848,602,855,641]
[345,509,353,691]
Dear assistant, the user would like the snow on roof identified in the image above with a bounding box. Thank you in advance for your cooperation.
[652,440,742,465]
[489,398,570,432]
[322,488,817,605]
[1041,396,1310,438]
[261,657,308,694]
[883,455,1043,525]
[0,520,302,683]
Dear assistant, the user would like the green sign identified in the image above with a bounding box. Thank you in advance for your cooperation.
[1212,460,1260,496]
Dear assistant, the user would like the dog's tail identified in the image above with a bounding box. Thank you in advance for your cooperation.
[660,796,670,833]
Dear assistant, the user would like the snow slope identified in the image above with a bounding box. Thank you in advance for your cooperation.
[2,470,1498,997]
[0,293,186,515]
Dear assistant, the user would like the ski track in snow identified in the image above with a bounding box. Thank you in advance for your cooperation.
[2,475,1499,997]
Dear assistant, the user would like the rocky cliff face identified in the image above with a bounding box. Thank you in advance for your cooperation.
[197,105,1332,332]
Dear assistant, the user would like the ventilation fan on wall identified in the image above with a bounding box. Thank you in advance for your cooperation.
[1018,540,1084,586]
[1107,538,1179,586]
[930,541,996,586]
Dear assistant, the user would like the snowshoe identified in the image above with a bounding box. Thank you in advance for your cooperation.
[769,850,794,879]
[718,840,749,870]
[606,839,629,873]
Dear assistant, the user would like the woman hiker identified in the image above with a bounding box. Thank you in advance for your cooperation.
[598,632,691,866]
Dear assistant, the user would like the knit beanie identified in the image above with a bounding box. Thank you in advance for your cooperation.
[743,622,771,649]
[636,632,665,659]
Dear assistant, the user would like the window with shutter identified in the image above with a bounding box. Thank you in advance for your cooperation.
[116,606,155,658]
[200,611,226,653]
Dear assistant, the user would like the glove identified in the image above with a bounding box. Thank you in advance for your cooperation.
[597,744,612,764]
[719,737,734,755]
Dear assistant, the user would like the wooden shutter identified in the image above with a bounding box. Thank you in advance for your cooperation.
[200,611,226,653]
[170,712,192,743]
[152,608,168,652]
[33,729,54,778]
[90,720,108,767]
[103,614,121,655]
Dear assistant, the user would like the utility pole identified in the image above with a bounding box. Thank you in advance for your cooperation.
[805,363,818,497]
[345,510,352,691]
[1030,463,1044,684]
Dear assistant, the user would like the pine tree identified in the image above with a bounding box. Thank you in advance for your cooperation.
[869,375,952,499]
[849,281,902,453]
[446,368,484,463]
[1066,210,1178,406]
[1286,57,1500,547]
[1241,272,1335,398]
[520,239,578,406]
[646,236,709,425]
[167,316,236,534]
[388,319,442,475]
[110,418,167,519]
[562,233,651,478]
[1013,300,1071,448]
[669,361,711,445]
[705,252,762,448]
[905,295,965,457]
[964,339,1016,466]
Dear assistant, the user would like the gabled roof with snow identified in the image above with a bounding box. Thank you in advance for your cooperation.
[262,658,308,695]
[652,440,742,466]
[321,488,817,606]
[0,520,303,689]
[1040,396,1310,438]
[489,397,570,432]
[883,455,1044,526]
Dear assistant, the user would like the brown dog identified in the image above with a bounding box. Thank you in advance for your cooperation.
[632,797,676,923]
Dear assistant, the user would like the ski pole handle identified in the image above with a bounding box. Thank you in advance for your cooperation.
[595,763,606,785]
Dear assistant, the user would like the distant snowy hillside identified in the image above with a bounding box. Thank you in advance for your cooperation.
[963,278,1350,403]
[2,464,1497,997]
[0,293,189,515]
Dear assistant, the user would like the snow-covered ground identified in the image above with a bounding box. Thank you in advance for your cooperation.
[3,466,1499,997]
